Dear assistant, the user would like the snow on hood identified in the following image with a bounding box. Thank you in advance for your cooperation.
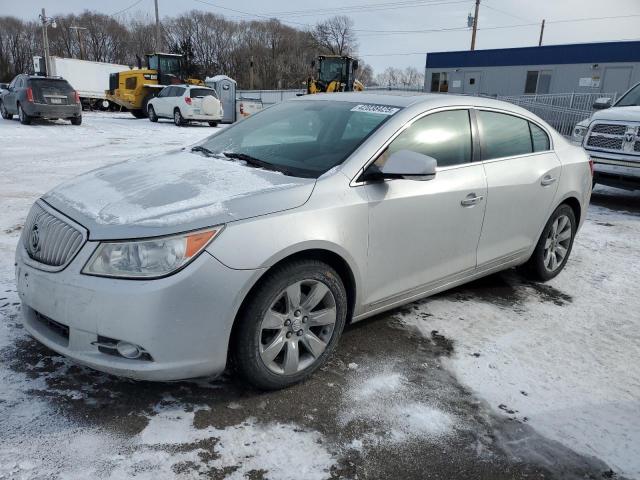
[43,150,315,240]
[589,105,640,123]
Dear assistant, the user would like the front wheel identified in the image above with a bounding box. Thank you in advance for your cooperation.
[70,116,82,126]
[18,104,31,125]
[232,260,348,390]
[148,105,158,122]
[522,204,576,281]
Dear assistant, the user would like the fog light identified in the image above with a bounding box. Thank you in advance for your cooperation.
[116,341,141,359]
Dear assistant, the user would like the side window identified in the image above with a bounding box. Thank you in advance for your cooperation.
[529,122,550,152]
[157,87,169,98]
[125,77,137,90]
[173,87,185,97]
[376,109,472,168]
[477,111,533,160]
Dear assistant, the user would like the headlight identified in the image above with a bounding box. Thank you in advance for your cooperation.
[82,226,223,279]
[572,125,588,142]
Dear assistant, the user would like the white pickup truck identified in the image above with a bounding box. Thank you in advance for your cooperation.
[573,82,640,190]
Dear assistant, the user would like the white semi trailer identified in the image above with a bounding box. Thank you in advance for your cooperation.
[34,56,130,109]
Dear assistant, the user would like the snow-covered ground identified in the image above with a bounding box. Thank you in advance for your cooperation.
[0,112,639,479]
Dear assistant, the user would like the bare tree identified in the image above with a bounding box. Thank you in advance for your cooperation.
[311,15,357,56]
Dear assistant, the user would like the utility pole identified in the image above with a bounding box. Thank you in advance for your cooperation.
[154,0,161,52]
[39,9,56,76]
[538,19,545,46]
[249,55,254,90]
[69,26,87,60]
[470,0,480,51]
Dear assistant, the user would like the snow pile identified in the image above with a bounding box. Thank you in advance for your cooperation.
[400,192,640,479]
[126,403,336,480]
[340,364,456,444]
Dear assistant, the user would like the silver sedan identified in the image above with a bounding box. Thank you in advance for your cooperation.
[15,93,592,389]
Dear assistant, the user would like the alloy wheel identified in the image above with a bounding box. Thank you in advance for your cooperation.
[543,214,572,272]
[259,279,337,375]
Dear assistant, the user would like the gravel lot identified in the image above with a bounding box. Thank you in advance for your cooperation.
[0,113,638,479]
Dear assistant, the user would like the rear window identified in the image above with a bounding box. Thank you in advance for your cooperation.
[28,78,74,94]
[478,111,533,160]
[189,88,217,98]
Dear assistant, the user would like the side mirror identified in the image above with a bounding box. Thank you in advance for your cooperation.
[362,150,437,182]
[352,60,359,71]
[592,97,612,110]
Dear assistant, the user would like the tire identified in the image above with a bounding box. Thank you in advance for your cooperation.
[208,121,219,127]
[232,259,348,390]
[18,104,31,125]
[148,105,158,122]
[70,116,82,126]
[521,204,576,281]
[0,101,12,120]
[130,109,146,119]
[173,108,185,126]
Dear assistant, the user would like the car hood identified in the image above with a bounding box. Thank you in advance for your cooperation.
[589,106,640,123]
[43,150,315,240]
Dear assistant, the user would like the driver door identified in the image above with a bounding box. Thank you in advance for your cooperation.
[363,109,487,307]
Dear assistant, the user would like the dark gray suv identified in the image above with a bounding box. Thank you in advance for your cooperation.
[0,75,82,125]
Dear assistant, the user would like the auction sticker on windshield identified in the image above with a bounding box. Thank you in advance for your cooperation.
[350,104,400,115]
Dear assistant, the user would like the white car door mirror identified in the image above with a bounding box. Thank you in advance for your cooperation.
[363,150,437,182]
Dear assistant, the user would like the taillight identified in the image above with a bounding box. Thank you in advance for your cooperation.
[589,158,594,177]
[26,87,34,103]
[74,91,80,104]
[185,97,192,105]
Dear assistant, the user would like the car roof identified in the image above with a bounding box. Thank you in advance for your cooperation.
[294,91,536,117]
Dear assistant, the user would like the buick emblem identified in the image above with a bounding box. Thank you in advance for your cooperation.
[624,132,635,143]
[29,224,40,254]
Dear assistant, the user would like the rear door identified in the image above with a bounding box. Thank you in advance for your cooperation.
[475,109,560,267]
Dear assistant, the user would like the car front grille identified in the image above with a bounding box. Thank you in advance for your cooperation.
[585,122,639,154]
[22,202,85,269]
[591,123,627,135]
[586,135,624,150]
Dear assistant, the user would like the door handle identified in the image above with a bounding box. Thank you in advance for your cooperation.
[541,174,557,186]
[461,193,484,207]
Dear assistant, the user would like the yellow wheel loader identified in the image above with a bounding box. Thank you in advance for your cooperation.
[307,55,364,94]
[106,53,204,118]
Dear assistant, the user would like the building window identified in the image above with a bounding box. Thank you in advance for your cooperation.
[524,70,552,94]
[125,77,137,90]
[430,72,449,92]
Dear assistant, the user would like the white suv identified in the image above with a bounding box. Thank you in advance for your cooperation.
[147,85,223,127]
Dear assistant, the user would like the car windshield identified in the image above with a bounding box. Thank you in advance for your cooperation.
[190,88,217,98]
[197,100,399,178]
[615,83,640,107]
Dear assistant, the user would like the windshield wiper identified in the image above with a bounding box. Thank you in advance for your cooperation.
[223,152,296,176]
[191,145,216,156]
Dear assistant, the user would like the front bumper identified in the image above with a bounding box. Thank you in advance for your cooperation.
[589,154,640,190]
[24,102,81,119]
[15,239,260,381]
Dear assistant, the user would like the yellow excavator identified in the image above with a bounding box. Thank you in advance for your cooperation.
[307,55,364,94]
[106,53,204,118]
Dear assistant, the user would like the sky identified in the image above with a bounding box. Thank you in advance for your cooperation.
[3,0,640,74]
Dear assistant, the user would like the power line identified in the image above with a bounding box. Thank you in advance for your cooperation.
[267,0,472,18]
[481,2,531,24]
[110,0,147,17]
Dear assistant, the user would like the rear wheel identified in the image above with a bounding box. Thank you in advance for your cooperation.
[0,101,13,120]
[130,109,146,119]
[208,121,219,127]
[148,105,158,122]
[522,204,576,281]
[232,260,347,390]
[173,108,185,126]
[70,116,82,126]
[18,104,31,125]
